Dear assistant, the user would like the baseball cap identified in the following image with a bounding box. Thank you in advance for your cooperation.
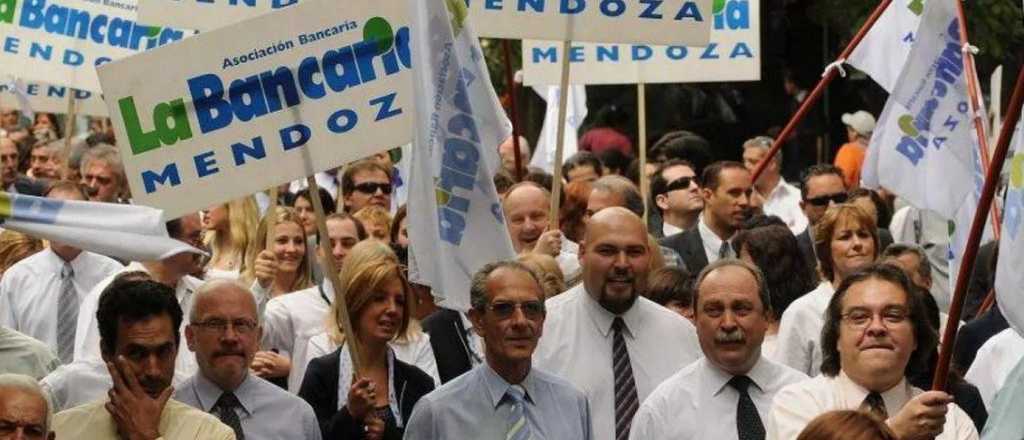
[841,110,876,136]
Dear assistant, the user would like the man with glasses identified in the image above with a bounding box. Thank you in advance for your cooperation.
[177,280,320,440]
[742,136,808,234]
[650,159,703,237]
[341,160,392,213]
[767,264,978,440]
[405,261,591,439]
[795,164,849,270]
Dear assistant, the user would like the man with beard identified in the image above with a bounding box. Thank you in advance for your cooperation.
[534,208,700,440]
[630,259,806,439]
[53,279,234,439]
[767,264,978,440]
[177,280,320,440]
[661,161,753,274]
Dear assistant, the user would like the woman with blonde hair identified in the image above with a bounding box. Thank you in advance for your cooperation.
[201,195,259,280]
[298,240,435,439]
[517,252,566,298]
[241,206,312,303]
[796,410,898,440]
[0,230,43,276]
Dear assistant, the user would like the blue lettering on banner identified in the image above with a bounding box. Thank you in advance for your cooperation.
[15,0,185,49]
[0,83,92,99]
[468,0,705,21]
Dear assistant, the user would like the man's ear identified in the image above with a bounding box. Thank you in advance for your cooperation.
[467,309,484,337]
[184,325,197,353]
[701,187,713,202]
[655,194,670,211]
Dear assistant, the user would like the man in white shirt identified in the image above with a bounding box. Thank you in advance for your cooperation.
[534,207,701,440]
[742,136,808,234]
[0,182,123,362]
[768,264,978,440]
[631,259,806,439]
[965,328,1024,409]
[503,181,580,280]
[650,159,703,237]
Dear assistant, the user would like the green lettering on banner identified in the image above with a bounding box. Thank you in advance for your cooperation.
[0,0,16,24]
[119,96,193,155]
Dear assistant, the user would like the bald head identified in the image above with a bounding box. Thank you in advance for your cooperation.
[580,207,650,314]
[499,136,531,176]
[584,207,649,243]
[0,373,53,439]
[503,183,552,253]
[190,280,257,323]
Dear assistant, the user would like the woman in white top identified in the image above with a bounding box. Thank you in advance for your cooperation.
[201,196,259,280]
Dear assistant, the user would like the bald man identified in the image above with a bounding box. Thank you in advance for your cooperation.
[534,208,701,440]
[502,181,580,282]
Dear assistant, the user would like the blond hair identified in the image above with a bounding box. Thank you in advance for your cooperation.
[352,205,392,240]
[0,231,43,276]
[327,240,411,345]
[204,196,260,273]
[241,206,311,292]
[517,253,566,298]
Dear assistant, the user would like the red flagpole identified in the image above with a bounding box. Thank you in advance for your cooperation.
[502,39,525,182]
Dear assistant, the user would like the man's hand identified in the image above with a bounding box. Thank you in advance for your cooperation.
[104,356,172,440]
[254,250,279,289]
[532,229,563,257]
[887,391,953,440]
[251,350,291,378]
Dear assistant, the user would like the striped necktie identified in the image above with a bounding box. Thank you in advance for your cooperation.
[505,384,531,440]
[612,317,638,440]
[57,263,77,363]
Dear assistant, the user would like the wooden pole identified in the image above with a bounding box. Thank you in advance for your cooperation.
[61,92,78,163]
[264,187,278,249]
[502,39,526,182]
[750,0,893,183]
[306,175,363,373]
[637,82,649,225]
[933,62,1024,392]
[548,39,572,229]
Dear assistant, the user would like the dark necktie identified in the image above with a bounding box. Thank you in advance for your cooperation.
[718,241,732,259]
[861,392,888,420]
[728,375,765,440]
[213,392,245,440]
[612,317,638,440]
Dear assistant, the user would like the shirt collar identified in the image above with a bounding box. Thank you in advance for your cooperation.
[662,222,684,237]
[480,363,537,409]
[580,286,637,339]
[707,356,772,396]
[766,178,794,201]
[837,371,911,413]
[43,247,85,273]
[193,372,255,416]
[698,214,727,248]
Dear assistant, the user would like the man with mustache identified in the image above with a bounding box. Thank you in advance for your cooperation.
[534,207,700,440]
[53,279,235,439]
[177,280,320,440]
[767,264,978,440]
[630,259,806,439]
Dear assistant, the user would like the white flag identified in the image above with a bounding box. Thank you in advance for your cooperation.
[406,0,516,312]
[529,85,588,173]
[847,0,925,92]
[997,111,1024,335]
[0,192,203,262]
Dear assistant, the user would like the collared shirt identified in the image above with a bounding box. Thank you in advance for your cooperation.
[966,328,1024,409]
[302,329,440,387]
[176,372,321,440]
[0,326,59,379]
[534,284,701,440]
[662,222,684,238]
[404,363,591,440]
[771,282,834,376]
[762,178,809,235]
[630,356,807,440]
[54,398,235,440]
[767,372,979,440]
[41,358,194,412]
[73,262,202,378]
[981,354,1024,440]
[0,248,122,347]
[697,214,733,265]
[262,281,335,392]
[457,312,485,367]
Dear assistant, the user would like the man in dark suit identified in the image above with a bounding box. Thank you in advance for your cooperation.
[660,161,752,274]
[794,164,849,272]
[421,308,481,384]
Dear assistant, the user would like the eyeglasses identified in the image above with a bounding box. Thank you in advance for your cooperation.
[805,192,848,207]
[353,182,392,195]
[840,308,909,329]
[660,176,698,195]
[483,301,545,320]
[192,318,258,335]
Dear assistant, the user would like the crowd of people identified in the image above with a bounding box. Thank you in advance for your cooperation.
[0,106,1020,440]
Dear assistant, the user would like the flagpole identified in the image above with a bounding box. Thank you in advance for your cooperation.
[751,0,892,183]
[548,39,572,229]
[61,92,78,165]
[501,39,526,182]
[933,62,1024,392]
[955,0,1002,240]
[637,82,649,225]
[264,187,278,248]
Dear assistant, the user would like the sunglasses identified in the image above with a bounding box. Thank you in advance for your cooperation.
[659,176,698,195]
[353,182,393,195]
[484,300,545,320]
[805,192,848,207]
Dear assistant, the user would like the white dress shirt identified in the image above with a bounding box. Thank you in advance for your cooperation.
[630,356,807,440]
[768,372,979,440]
[698,214,733,264]
[0,248,123,347]
[556,239,581,283]
[534,284,701,440]
[966,328,1024,409]
[762,178,809,235]
[261,282,334,392]
[662,222,684,238]
[40,357,194,411]
[771,282,834,376]
[73,262,203,379]
[301,329,440,387]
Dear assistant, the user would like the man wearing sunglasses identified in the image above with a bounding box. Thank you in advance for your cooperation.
[341,160,392,214]
[795,165,849,270]
[405,261,591,439]
[650,159,703,237]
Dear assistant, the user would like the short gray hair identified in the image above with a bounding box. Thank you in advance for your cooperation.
[469,261,544,310]
[190,279,259,323]
[880,243,932,283]
[694,258,772,313]
[0,373,52,433]
[591,175,645,217]
[80,144,126,181]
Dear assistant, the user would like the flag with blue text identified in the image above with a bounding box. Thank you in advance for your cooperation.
[847,0,925,92]
[997,112,1024,335]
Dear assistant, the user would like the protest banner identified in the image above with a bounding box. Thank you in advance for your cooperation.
[0,0,189,93]
[997,108,1024,336]
[529,85,587,173]
[846,0,922,92]
[467,0,712,46]
[0,79,107,117]
[96,0,414,219]
[522,0,759,85]
[137,0,299,31]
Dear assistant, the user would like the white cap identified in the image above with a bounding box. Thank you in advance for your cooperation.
[841,110,876,136]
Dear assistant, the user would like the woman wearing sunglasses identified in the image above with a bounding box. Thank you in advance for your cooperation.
[773,204,880,376]
[299,240,435,440]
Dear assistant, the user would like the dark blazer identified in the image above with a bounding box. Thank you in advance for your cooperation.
[659,228,708,275]
[420,308,475,384]
[298,347,434,440]
[952,306,1008,374]
[796,227,817,274]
